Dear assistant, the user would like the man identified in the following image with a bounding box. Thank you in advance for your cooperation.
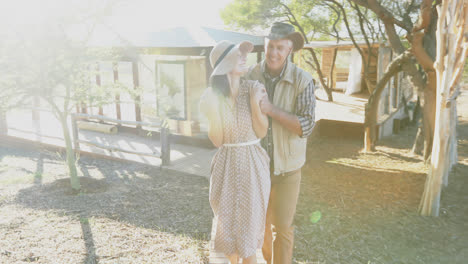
[245,22,316,264]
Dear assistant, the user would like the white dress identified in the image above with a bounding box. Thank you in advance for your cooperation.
[209,80,271,258]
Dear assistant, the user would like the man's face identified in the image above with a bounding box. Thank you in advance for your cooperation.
[264,38,292,73]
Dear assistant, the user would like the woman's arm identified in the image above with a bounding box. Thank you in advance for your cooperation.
[249,82,269,138]
[199,88,223,147]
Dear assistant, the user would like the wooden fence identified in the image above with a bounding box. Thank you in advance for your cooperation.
[71,113,171,166]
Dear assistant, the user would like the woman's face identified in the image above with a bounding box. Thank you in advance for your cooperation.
[230,51,248,76]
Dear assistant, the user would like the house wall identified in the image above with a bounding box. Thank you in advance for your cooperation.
[319,46,379,93]
[86,55,208,136]
[361,47,379,91]
[184,58,207,135]
[320,47,351,90]
[142,54,206,136]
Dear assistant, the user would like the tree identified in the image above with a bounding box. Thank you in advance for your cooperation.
[222,0,415,151]
[222,0,366,101]
[347,0,439,157]
[419,0,468,216]
[0,1,120,192]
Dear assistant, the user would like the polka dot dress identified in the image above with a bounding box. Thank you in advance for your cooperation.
[209,79,271,259]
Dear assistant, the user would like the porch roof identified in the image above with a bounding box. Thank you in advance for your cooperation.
[87,26,265,48]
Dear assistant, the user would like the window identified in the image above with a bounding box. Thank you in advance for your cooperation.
[155,61,186,120]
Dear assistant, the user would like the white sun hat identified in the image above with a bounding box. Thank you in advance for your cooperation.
[210,40,254,77]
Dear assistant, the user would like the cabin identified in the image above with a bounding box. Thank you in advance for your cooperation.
[300,41,415,139]
[86,26,264,140]
[87,35,414,142]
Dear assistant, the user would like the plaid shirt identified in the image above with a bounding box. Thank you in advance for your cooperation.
[260,61,316,172]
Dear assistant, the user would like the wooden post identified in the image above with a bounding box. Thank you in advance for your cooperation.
[95,62,103,116]
[257,51,262,63]
[113,62,121,120]
[132,61,142,129]
[32,95,41,140]
[161,125,171,166]
[81,102,88,114]
[205,55,212,86]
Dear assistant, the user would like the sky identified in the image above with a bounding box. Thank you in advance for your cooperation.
[0,0,235,35]
[105,0,235,32]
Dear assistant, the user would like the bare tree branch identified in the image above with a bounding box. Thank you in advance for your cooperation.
[412,0,433,33]
[411,31,435,72]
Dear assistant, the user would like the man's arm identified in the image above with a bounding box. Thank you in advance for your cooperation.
[259,81,316,137]
[295,81,316,138]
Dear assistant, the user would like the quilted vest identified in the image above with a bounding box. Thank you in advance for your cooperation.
[246,61,313,175]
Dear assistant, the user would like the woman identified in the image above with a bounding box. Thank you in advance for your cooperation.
[199,40,270,264]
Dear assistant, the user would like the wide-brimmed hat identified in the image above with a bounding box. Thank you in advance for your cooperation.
[210,40,254,76]
[266,22,304,52]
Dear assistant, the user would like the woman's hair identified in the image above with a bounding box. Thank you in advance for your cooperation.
[210,74,230,98]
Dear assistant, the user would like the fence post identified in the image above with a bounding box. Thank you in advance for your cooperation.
[161,121,171,167]
[71,114,80,153]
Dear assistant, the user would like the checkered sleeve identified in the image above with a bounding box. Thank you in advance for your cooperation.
[296,80,316,138]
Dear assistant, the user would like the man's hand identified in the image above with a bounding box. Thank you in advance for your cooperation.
[259,94,274,115]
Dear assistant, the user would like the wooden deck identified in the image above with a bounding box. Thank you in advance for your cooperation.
[314,90,368,139]
[2,109,216,178]
[315,89,368,124]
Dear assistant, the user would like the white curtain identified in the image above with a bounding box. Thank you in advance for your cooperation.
[345,48,362,95]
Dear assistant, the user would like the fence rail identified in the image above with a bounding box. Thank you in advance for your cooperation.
[73,113,162,128]
[71,113,170,166]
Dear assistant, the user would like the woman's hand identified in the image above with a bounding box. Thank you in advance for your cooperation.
[249,83,267,105]
[249,82,269,138]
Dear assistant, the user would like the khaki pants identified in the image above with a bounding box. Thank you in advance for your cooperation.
[262,169,301,264]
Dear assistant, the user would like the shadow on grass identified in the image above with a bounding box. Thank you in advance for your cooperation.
[12,154,212,263]
[293,124,468,264]
[295,134,431,263]
[80,216,97,264]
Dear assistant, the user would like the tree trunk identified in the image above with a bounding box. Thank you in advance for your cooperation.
[419,87,450,216]
[412,123,425,155]
[445,101,458,186]
[329,47,338,90]
[412,97,425,155]
[363,52,411,151]
[60,115,81,192]
[422,75,437,162]
[307,49,333,101]
[419,0,467,216]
